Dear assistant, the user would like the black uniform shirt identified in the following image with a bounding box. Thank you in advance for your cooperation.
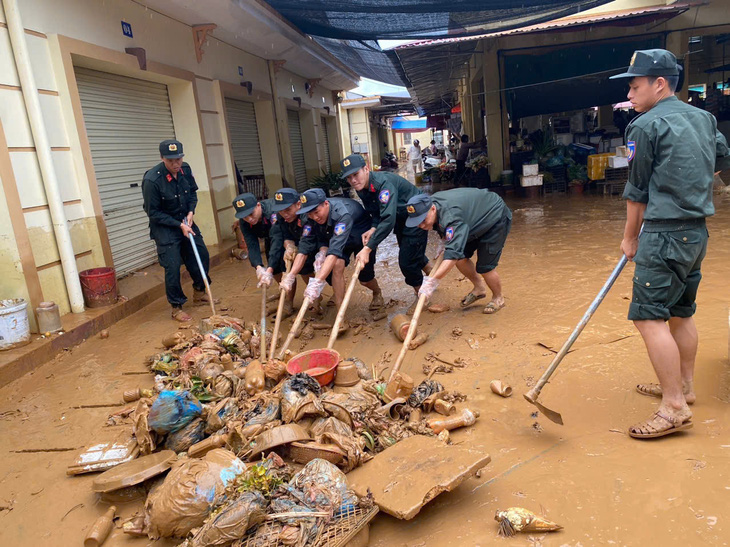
[299,198,371,259]
[239,199,276,268]
[142,162,198,245]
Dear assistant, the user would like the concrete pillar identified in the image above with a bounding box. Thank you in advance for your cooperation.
[598,104,614,128]
[267,61,295,184]
[483,44,505,180]
[666,31,689,102]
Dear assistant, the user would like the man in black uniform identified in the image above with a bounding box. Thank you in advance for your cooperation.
[142,139,215,322]
[405,189,512,314]
[232,192,282,291]
[283,188,382,314]
[340,154,430,310]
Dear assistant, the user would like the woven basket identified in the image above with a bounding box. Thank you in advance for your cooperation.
[289,441,345,466]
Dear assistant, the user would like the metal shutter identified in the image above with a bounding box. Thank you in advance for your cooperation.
[75,67,175,277]
[287,109,308,192]
[224,98,264,182]
[320,116,332,172]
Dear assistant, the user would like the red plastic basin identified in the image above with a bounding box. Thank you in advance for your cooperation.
[286,349,340,387]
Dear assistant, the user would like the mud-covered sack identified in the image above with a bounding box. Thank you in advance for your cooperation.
[164,418,207,453]
[291,459,357,515]
[206,398,240,434]
[243,398,281,427]
[148,390,203,434]
[190,491,267,547]
[145,449,245,538]
[281,373,321,423]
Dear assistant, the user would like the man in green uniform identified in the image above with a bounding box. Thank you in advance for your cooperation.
[610,49,730,438]
[232,192,283,292]
[142,139,216,322]
[405,189,512,314]
[340,154,430,310]
[283,188,382,315]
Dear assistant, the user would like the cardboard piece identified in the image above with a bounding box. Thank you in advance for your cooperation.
[345,436,490,520]
[67,431,139,476]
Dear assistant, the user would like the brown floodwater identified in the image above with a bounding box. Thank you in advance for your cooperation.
[1,192,729,546]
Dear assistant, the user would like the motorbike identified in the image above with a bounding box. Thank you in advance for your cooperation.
[381,151,398,170]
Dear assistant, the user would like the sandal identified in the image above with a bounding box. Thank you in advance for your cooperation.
[483,301,505,314]
[636,383,695,405]
[369,292,385,311]
[628,410,693,439]
[193,290,221,305]
[171,308,192,322]
[460,292,486,308]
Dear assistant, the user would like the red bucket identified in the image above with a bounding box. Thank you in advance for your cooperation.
[286,349,340,387]
[79,267,118,308]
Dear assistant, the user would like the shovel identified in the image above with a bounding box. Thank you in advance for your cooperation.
[185,220,215,316]
[260,285,267,362]
[388,252,444,383]
[278,296,312,360]
[524,252,631,425]
[326,261,363,349]
[269,259,293,359]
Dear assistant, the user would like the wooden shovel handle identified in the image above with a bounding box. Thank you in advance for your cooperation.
[269,258,293,358]
[277,296,311,360]
[327,261,364,349]
[388,252,444,383]
[260,286,267,362]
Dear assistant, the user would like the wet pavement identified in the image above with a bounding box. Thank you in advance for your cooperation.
[1,191,729,546]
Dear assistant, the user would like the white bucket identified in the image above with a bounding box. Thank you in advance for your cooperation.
[0,298,31,351]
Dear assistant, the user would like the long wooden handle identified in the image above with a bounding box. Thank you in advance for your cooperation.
[388,252,444,382]
[269,259,293,358]
[260,286,267,362]
[278,296,311,359]
[327,262,364,349]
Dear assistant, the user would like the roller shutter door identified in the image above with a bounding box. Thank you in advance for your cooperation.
[320,116,332,172]
[75,67,175,277]
[225,98,264,186]
[287,109,308,192]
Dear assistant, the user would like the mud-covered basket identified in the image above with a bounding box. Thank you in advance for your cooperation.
[233,504,378,547]
[289,441,345,467]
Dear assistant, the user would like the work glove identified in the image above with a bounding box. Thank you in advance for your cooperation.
[418,276,440,299]
[314,250,327,274]
[304,277,326,301]
[256,266,273,288]
[284,245,298,263]
[280,273,296,292]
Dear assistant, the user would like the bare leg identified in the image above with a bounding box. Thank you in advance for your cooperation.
[332,259,346,306]
[422,261,433,275]
[482,269,504,308]
[633,319,689,413]
[668,316,698,403]
[361,278,381,296]
[456,259,487,296]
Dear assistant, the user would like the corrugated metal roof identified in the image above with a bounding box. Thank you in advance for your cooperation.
[396,3,693,50]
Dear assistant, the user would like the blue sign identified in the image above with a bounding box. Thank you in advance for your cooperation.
[121,21,133,38]
[238,66,243,76]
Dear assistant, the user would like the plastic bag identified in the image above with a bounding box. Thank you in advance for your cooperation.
[281,374,321,423]
[190,491,267,547]
[145,449,245,538]
[206,398,240,434]
[291,459,357,515]
[243,398,281,427]
[165,417,207,453]
[148,390,203,434]
[407,380,444,408]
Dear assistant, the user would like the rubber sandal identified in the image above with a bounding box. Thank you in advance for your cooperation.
[171,309,192,322]
[483,301,505,314]
[636,383,695,405]
[460,292,486,308]
[369,292,385,311]
[628,411,693,439]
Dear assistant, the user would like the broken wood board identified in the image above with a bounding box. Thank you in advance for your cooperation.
[345,435,490,520]
[537,330,634,354]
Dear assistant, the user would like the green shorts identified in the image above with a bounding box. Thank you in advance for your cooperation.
[464,211,512,274]
[629,221,708,321]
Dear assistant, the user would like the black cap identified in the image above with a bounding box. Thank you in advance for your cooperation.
[610,49,682,80]
[298,188,327,214]
[271,188,300,212]
[232,192,258,219]
[340,154,366,178]
[405,194,433,228]
[160,139,184,159]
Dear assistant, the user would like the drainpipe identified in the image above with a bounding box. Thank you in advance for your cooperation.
[4,0,85,312]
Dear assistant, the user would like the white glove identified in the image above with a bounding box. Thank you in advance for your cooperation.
[304,277,326,300]
[256,266,274,288]
[284,245,298,263]
[418,276,440,299]
[280,273,296,292]
[314,250,327,273]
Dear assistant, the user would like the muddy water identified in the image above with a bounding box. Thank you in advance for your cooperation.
[1,193,729,546]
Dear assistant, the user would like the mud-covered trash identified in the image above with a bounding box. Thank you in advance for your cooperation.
[407,379,444,408]
[291,459,358,515]
[144,449,245,538]
[189,491,267,547]
[165,418,207,453]
[345,358,372,381]
[495,507,562,537]
[211,371,238,398]
[132,397,156,455]
[281,373,322,423]
[206,398,240,433]
[148,391,203,434]
[244,359,265,395]
[243,397,281,427]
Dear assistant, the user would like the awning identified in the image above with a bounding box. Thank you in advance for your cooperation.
[392,3,690,115]
[391,117,428,133]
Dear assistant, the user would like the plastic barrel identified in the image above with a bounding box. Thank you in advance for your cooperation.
[0,298,31,351]
[79,268,118,308]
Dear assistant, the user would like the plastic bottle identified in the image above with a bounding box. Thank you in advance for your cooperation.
[84,505,116,547]
[428,409,480,434]
[433,399,455,416]
[122,388,154,403]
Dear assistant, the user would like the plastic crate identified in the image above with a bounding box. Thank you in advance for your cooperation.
[587,153,613,180]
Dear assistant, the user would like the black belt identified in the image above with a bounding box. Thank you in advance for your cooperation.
[642,218,706,232]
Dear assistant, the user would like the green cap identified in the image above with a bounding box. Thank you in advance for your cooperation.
[405,193,433,228]
[610,49,682,80]
[340,154,366,178]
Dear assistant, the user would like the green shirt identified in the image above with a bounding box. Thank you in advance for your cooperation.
[432,188,510,261]
[356,170,421,250]
[623,95,730,220]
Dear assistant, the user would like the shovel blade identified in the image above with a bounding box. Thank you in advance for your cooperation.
[523,393,564,425]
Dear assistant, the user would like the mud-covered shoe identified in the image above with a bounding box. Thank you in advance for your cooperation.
[369,291,384,311]
[193,289,220,305]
